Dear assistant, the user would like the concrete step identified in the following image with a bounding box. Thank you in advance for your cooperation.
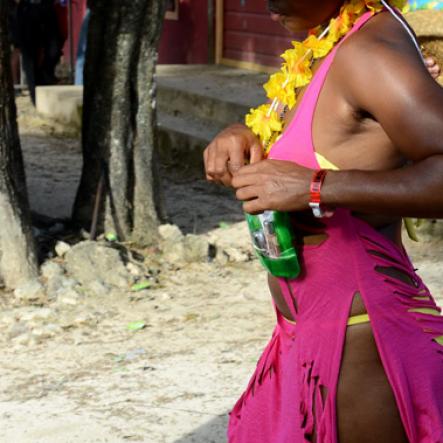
[157,110,225,176]
[34,65,271,175]
[35,85,83,128]
[157,65,268,126]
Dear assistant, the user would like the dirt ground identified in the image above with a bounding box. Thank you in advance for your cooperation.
[0,95,272,443]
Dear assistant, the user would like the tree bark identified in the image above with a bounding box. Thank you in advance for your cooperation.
[0,0,38,288]
[72,0,167,245]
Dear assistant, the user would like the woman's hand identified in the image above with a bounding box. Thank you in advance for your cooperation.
[232,160,313,214]
[425,56,441,80]
[204,124,264,187]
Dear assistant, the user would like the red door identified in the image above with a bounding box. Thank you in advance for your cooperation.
[159,0,209,64]
[222,0,293,68]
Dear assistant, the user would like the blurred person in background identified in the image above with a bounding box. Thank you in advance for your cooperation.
[16,0,64,104]
[8,0,21,86]
[75,7,90,86]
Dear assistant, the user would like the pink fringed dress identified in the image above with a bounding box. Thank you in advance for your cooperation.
[228,11,443,443]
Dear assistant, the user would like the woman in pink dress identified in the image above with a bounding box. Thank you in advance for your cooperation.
[205,1,443,441]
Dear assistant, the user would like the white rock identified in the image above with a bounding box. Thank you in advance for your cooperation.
[215,250,229,265]
[162,241,186,265]
[41,261,65,301]
[55,288,81,306]
[32,325,58,342]
[14,280,46,304]
[74,314,97,327]
[45,323,63,334]
[126,262,143,277]
[65,241,130,290]
[55,241,71,257]
[158,292,173,301]
[222,247,251,263]
[13,333,31,346]
[0,314,16,328]
[21,308,55,323]
[184,235,209,263]
[8,322,29,340]
[158,224,184,242]
[86,280,109,297]
[61,278,79,289]
[41,262,64,280]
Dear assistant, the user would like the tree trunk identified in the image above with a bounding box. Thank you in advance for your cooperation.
[0,0,38,289]
[72,0,167,245]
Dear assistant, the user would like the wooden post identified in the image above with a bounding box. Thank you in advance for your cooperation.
[207,0,215,63]
[215,0,223,64]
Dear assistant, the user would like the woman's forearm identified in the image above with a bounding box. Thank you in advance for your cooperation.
[323,155,443,219]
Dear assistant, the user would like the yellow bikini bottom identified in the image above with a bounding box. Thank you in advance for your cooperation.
[283,313,371,326]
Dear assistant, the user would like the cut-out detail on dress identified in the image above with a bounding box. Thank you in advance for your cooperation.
[300,361,327,443]
[375,265,416,287]
[362,232,443,351]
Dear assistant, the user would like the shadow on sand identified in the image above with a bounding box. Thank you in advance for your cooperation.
[173,413,229,443]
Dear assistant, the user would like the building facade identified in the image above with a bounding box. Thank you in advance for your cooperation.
[68,0,284,71]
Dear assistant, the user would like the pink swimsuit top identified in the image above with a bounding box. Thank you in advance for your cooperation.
[268,11,375,169]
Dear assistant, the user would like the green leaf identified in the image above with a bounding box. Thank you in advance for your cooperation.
[131,281,152,292]
[105,232,118,242]
[219,222,231,229]
[127,321,146,331]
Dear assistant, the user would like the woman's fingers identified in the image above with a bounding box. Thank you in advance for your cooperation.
[250,141,264,164]
[425,56,441,80]
[236,185,260,201]
[203,147,213,181]
[203,124,265,186]
[243,198,265,215]
[425,56,435,67]
[231,172,261,189]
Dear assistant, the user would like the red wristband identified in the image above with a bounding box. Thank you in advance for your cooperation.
[309,170,334,218]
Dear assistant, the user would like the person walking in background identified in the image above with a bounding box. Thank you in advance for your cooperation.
[75,7,90,86]
[8,0,21,86]
[16,0,63,104]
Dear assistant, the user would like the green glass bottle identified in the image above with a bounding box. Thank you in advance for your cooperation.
[246,210,301,279]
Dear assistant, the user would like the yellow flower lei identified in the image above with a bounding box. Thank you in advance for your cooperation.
[245,0,409,155]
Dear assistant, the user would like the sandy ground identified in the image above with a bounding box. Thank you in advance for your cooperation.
[1,95,272,443]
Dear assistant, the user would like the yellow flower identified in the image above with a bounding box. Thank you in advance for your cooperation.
[245,105,283,143]
[349,0,367,15]
[245,0,393,156]
[303,35,334,58]
[282,47,313,89]
[389,0,409,11]
[328,10,353,43]
[264,71,288,103]
[265,71,298,108]
[364,0,384,13]
[280,79,298,108]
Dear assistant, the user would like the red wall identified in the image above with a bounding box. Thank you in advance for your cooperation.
[223,0,293,67]
[66,0,208,66]
[158,0,209,64]
[64,0,87,63]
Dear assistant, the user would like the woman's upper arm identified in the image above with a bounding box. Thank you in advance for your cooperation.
[341,24,443,162]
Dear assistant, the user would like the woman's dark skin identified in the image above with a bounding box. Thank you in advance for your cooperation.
[204,1,443,442]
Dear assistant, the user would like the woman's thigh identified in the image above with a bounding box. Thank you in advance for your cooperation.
[336,295,408,443]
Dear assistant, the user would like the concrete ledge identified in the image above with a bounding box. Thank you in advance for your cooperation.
[36,86,83,128]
